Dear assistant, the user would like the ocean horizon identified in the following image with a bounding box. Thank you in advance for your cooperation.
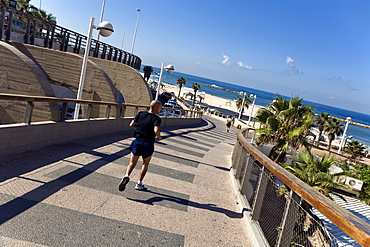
[145,66,370,147]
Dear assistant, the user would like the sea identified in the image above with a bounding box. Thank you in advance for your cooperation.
[146,66,370,147]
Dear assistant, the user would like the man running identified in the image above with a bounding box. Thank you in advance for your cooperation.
[118,100,162,191]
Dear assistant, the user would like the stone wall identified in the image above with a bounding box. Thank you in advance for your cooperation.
[0,41,150,122]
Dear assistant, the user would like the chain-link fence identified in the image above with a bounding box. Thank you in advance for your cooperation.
[232,129,370,247]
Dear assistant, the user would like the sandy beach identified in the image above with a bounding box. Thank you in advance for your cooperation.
[162,83,262,120]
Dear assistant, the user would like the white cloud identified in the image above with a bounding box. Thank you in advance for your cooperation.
[237,61,253,70]
[196,61,202,65]
[221,53,230,66]
[323,75,342,80]
[284,56,300,75]
[285,56,294,67]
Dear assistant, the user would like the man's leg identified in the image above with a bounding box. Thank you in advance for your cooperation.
[138,155,152,181]
[119,153,140,192]
[126,153,140,175]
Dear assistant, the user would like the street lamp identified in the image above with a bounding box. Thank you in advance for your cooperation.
[247,94,257,126]
[155,63,175,101]
[97,0,107,41]
[130,8,141,54]
[238,92,246,119]
[74,17,114,120]
[338,116,351,154]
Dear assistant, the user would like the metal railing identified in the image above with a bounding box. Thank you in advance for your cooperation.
[0,93,203,125]
[0,3,141,70]
[232,129,370,247]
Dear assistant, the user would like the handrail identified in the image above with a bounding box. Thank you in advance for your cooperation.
[0,3,141,70]
[0,93,146,108]
[236,129,370,246]
[0,93,203,125]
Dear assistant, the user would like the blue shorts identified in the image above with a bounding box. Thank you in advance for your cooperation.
[129,139,154,159]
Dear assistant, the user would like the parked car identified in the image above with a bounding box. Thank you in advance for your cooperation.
[158,110,179,118]
[160,92,172,101]
[163,102,175,108]
[4,16,26,33]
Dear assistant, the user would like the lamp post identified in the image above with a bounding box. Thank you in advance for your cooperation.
[238,92,246,119]
[97,0,107,41]
[74,17,114,120]
[338,116,351,154]
[155,63,175,101]
[130,8,141,54]
[247,94,257,126]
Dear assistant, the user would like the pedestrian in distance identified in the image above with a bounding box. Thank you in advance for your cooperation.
[226,115,232,132]
[118,100,163,191]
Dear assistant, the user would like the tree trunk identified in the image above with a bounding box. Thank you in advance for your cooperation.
[178,87,182,98]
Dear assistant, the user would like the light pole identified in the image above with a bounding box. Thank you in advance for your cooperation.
[97,0,107,41]
[74,17,114,120]
[247,94,257,126]
[238,92,246,119]
[338,116,351,154]
[155,63,175,101]
[120,30,125,49]
[130,9,141,54]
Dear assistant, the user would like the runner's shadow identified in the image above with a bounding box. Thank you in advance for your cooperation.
[127,190,249,218]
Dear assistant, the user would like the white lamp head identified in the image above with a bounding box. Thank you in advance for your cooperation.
[97,21,114,37]
[165,64,175,73]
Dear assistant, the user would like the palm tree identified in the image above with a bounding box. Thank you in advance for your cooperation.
[32,9,55,21]
[282,150,343,198]
[235,94,251,118]
[191,83,201,105]
[345,140,365,159]
[314,112,329,145]
[17,0,30,12]
[176,77,186,98]
[143,66,153,82]
[324,118,344,151]
[255,96,314,163]
[281,150,346,245]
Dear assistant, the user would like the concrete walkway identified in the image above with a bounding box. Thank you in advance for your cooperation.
[0,116,252,246]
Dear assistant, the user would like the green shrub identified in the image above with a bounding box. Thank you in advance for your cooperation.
[339,160,370,204]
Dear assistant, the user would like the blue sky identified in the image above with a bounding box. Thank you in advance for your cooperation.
[30,0,370,114]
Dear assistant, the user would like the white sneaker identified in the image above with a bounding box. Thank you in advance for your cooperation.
[135,183,146,190]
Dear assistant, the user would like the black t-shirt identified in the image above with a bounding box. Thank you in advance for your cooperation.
[133,111,161,144]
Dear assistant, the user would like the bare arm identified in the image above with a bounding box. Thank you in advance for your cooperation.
[129,120,137,128]
[154,125,162,141]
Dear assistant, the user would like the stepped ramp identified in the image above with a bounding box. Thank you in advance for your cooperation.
[0,116,252,246]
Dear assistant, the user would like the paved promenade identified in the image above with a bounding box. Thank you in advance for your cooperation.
[0,116,252,246]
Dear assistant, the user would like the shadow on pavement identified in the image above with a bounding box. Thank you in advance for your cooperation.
[127,190,250,219]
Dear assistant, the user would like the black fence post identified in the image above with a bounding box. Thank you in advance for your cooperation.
[24,101,34,125]
[0,7,4,40]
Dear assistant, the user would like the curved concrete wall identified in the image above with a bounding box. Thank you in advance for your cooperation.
[0,41,59,123]
[0,41,151,123]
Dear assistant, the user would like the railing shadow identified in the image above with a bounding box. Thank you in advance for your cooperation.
[127,190,250,219]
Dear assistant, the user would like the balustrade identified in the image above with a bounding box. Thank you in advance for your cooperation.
[232,129,370,246]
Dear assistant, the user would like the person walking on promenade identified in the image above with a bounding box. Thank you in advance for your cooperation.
[118,100,163,191]
[226,115,232,132]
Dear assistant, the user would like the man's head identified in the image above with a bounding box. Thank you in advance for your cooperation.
[149,100,162,114]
